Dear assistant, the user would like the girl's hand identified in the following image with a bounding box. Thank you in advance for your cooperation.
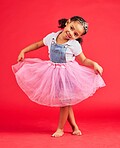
[17,51,25,62]
[94,62,103,75]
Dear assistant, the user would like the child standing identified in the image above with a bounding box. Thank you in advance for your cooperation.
[12,16,105,137]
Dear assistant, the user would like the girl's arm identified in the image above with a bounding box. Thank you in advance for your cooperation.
[17,40,45,62]
[76,52,103,75]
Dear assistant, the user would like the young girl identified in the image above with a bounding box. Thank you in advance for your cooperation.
[12,16,105,137]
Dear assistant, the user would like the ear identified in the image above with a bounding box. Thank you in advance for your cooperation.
[65,19,71,26]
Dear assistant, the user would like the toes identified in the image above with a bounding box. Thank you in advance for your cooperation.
[52,131,64,137]
[72,130,82,136]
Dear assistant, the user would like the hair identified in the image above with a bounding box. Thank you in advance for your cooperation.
[58,16,88,43]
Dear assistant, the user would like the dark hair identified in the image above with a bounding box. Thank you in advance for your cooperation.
[58,16,88,43]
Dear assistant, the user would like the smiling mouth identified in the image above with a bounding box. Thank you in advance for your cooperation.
[66,32,71,39]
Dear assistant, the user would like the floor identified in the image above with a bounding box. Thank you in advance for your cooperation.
[0,118,120,148]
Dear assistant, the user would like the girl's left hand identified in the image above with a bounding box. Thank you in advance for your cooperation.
[93,62,103,75]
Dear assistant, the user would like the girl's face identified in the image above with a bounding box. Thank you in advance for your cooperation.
[62,20,85,40]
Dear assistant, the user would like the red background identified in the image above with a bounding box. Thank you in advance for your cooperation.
[1,0,120,125]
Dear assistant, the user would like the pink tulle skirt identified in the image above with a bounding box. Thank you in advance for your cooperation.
[12,58,106,107]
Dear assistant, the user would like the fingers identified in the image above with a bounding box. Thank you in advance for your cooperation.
[17,57,20,62]
[17,56,24,62]
[95,70,99,75]
[17,52,24,62]
[95,69,103,76]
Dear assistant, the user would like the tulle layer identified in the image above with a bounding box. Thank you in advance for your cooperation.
[12,58,106,107]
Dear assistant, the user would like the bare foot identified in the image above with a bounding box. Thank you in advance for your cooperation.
[70,125,82,136]
[72,129,82,136]
[52,129,64,137]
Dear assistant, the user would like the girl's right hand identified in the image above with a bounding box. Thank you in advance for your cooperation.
[17,51,25,62]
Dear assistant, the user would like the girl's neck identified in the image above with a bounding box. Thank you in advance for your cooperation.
[56,32,69,44]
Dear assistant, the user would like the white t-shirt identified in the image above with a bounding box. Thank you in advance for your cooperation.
[43,31,82,62]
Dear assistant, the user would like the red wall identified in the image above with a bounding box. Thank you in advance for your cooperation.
[1,0,120,121]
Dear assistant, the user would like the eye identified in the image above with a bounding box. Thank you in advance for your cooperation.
[70,26,74,30]
[74,32,79,37]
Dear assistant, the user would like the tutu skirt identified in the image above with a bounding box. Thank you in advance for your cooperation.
[12,58,105,107]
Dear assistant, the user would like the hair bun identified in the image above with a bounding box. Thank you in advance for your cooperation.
[58,18,68,28]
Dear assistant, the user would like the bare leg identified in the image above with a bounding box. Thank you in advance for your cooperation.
[67,106,82,136]
[52,106,69,137]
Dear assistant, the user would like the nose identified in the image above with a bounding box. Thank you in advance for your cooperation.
[68,30,74,38]
[70,31,75,38]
